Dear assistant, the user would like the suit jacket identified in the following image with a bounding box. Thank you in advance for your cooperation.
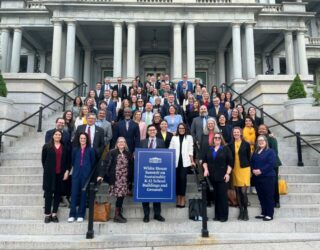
[228,140,251,168]
[177,80,193,94]
[101,83,112,93]
[113,119,140,153]
[169,135,194,168]
[139,137,165,149]
[94,89,104,104]
[190,116,215,146]
[95,120,113,145]
[208,106,228,118]
[104,99,116,121]
[74,125,105,159]
[156,131,173,148]
[71,147,96,180]
[113,84,128,100]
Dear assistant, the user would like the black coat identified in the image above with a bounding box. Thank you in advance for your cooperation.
[41,144,71,192]
[156,131,173,148]
[203,146,233,182]
[228,140,251,168]
[99,149,131,185]
[139,137,166,149]
[113,84,128,100]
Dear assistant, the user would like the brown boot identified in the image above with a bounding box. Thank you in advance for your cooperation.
[114,208,127,223]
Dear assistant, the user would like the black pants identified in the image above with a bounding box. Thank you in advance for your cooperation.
[176,164,188,196]
[116,197,124,209]
[142,202,161,217]
[255,176,275,218]
[44,191,61,215]
[274,168,280,204]
[212,181,229,220]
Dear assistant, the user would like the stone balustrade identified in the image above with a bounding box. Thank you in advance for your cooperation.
[261,4,283,13]
[26,0,46,9]
[308,37,320,46]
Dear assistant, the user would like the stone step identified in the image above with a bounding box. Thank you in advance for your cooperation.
[281,174,320,183]
[287,183,320,193]
[280,166,320,174]
[0,167,43,175]
[0,204,319,221]
[1,233,320,250]
[1,159,42,166]
[0,184,42,194]
[1,153,41,160]
[0,218,320,235]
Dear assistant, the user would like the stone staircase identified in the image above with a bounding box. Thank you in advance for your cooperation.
[0,112,320,249]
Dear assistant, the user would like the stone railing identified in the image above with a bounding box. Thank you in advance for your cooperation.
[137,0,172,2]
[26,0,46,9]
[261,4,283,13]
[26,0,255,4]
[195,0,231,3]
[308,37,320,46]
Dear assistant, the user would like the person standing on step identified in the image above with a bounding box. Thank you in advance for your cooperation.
[68,132,95,223]
[140,124,166,223]
[202,133,233,222]
[228,127,251,221]
[251,135,276,221]
[42,130,71,223]
[97,137,131,223]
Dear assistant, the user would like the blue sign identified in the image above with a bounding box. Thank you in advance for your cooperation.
[134,148,176,202]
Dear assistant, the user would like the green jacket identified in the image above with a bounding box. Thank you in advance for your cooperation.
[267,135,282,168]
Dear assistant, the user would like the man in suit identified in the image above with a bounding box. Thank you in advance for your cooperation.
[45,117,71,147]
[208,97,228,119]
[176,74,193,98]
[142,102,154,127]
[94,82,104,105]
[95,110,113,146]
[136,87,147,104]
[161,93,183,118]
[74,113,105,159]
[225,101,232,121]
[140,124,166,223]
[102,77,112,93]
[103,89,116,122]
[113,77,128,100]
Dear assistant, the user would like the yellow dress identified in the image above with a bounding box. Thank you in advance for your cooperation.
[232,140,250,187]
[243,127,256,154]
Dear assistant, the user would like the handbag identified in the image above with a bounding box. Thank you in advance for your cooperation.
[227,189,238,207]
[278,179,288,195]
[188,198,203,221]
[93,202,111,222]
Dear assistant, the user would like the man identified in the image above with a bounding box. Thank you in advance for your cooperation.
[86,97,98,115]
[208,97,227,118]
[95,109,113,146]
[164,74,175,92]
[103,90,116,121]
[161,93,183,118]
[74,113,105,158]
[98,100,113,123]
[156,74,164,90]
[177,74,193,96]
[224,101,232,120]
[139,124,166,223]
[94,82,104,105]
[113,77,128,100]
[102,77,112,93]
[137,98,145,112]
[142,102,154,126]
[136,87,147,104]
[45,118,71,147]
[149,75,157,89]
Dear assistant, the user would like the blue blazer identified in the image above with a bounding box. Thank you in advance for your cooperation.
[177,80,193,94]
[251,149,276,177]
[112,120,140,153]
[106,100,116,121]
[71,147,96,180]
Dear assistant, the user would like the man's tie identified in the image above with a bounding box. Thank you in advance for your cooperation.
[87,126,91,146]
[149,139,154,149]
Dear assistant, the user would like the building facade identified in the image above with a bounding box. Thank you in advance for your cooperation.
[0,0,320,90]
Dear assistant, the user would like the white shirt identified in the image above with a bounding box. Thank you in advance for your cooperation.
[86,125,96,146]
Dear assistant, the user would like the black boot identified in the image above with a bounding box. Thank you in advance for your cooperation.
[114,208,127,223]
[238,206,244,220]
[243,207,249,221]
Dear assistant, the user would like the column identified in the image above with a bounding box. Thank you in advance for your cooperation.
[284,31,295,75]
[65,21,76,79]
[113,22,123,78]
[262,54,268,74]
[83,49,91,85]
[297,31,309,75]
[186,22,195,79]
[232,23,243,81]
[10,28,22,73]
[27,54,35,73]
[218,49,226,84]
[173,23,182,80]
[127,22,136,79]
[293,38,300,74]
[273,55,280,75]
[51,21,62,79]
[310,18,319,37]
[245,23,256,79]
[39,51,46,73]
[1,28,10,72]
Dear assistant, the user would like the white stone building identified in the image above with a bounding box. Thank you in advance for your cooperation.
[0,0,319,90]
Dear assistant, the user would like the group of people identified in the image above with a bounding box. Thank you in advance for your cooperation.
[41,73,281,224]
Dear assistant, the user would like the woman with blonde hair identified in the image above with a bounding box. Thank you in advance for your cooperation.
[74,105,89,129]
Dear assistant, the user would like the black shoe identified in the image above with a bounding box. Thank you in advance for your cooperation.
[143,216,149,223]
[51,215,59,223]
[275,202,280,208]
[263,216,273,221]
[243,209,249,221]
[219,218,228,222]
[44,215,51,223]
[255,215,264,219]
[154,215,165,222]
[238,209,244,220]
[213,217,219,221]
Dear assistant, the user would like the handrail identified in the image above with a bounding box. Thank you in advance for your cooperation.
[0,82,87,156]
[191,167,201,192]
[225,84,320,156]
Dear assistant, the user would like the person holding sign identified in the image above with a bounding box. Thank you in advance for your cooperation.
[139,125,166,223]
[169,123,195,208]
[202,133,233,222]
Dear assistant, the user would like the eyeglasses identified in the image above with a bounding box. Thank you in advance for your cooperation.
[178,127,185,130]
[214,137,222,139]
[257,139,266,142]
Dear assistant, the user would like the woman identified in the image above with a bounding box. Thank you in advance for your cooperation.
[72,96,83,120]
[243,116,257,154]
[229,108,244,128]
[210,85,220,100]
[68,133,95,223]
[42,130,70,223]
[248,107,262,128]
[152,113,162,133]
[194,85,203,102]
[251,135,276,221]
[228,127,251,221]
[258,124,282,208]
[203,133,233,222]
[182,91,193,111]
[236,104,246,120]
[169,123,195,208]
[130,95,138,112]
[63,110,74,138]
[117,99,131,122]
[217,114,232,144]
[164,105,183,135]
[185,100,200,129]
[226,91,235,109]
[74,105,89,129]
[157,120,173,148]
[112,89,122,115]
[153,97,162,114]
[97,137,131,223]
[193,78,203,92]
[202,92,210,107]
[200,118,218,158]
[133,110,147,140]
[219,92,226,109]
[84,90,96,106]
[149,88,161,106]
